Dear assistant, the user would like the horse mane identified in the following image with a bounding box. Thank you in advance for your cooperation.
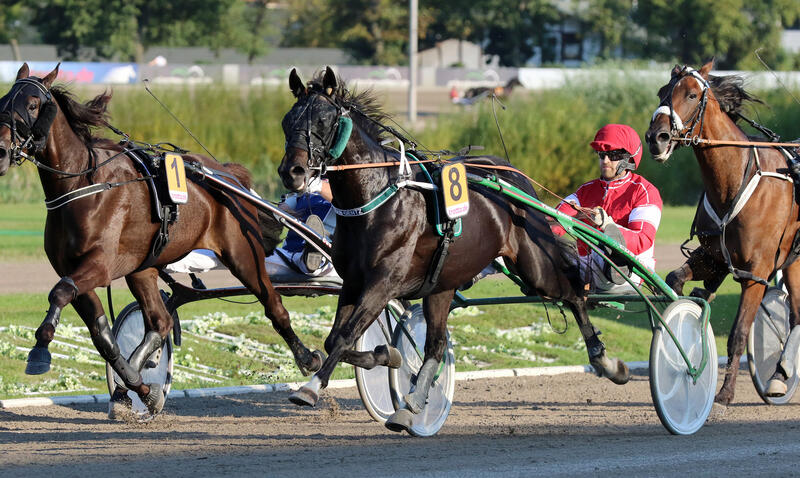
[708,73,763,120]
[308,71,390,143]
[51,86,112,145]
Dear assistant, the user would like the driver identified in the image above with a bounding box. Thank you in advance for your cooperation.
[551,124,662,292]
[164,176,338,280]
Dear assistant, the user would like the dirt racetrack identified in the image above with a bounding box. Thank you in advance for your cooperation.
[2,368,800,477]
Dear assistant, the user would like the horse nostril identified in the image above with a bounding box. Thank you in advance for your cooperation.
[657,132,670,144]
[0,148,6,160]
[290,165,305,177]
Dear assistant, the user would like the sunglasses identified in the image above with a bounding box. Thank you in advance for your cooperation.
[597,150,631,162]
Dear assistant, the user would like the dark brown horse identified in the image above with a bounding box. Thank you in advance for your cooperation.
[645,60,800,405]
[277,67,628,432]
[0,63,321,417]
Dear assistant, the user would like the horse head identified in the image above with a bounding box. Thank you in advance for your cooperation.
[0,63,60,175]
[278,66,349,192]
[645,60,715,163]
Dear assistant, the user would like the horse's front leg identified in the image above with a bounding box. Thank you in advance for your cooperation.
[25,276,79,374]
[288,284,390,407]
[716,281,767,405]
[103,270,174,418]
[666,245,727,300]
[385,289,453,433]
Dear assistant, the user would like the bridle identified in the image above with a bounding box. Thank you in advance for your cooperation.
[650,66,711,147]
[283,91,353,177]
[0,76,58,165]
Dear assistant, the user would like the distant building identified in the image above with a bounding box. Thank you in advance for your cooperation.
[418,39,498,68]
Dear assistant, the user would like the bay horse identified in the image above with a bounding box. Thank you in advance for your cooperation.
[645,60,800,404]
[0,63,322,417]
[277,67,628,432]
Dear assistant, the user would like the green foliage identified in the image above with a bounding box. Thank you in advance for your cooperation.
[1,75,799,205]
[633,0,800,70]
[29,0,238,62]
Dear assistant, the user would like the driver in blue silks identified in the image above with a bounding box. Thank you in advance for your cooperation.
[165,177,338,279]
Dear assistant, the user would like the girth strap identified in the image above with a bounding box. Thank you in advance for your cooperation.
[410,223,457,298]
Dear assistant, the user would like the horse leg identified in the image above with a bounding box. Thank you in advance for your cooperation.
[25,276,78,374]
[69,290,164,415]
[103,270,173,418]
[289,284,391,407]
[765,261,800,396]
[666,246,727,300]
[569,300,630,384]
[716,281,767,405]
[385,289,454,433]
[220,229,322,375]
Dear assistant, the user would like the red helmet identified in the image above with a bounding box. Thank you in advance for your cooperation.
[590,124,643,169]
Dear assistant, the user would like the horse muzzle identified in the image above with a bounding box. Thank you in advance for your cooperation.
[645,122,675,163]
[278,149,311,192]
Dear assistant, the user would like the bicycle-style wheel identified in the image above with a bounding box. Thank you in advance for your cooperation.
[748,287,798,404]
[650,299,717,435]
[388,304,456,437]
[105,301,174,416]
[354,300,403,423]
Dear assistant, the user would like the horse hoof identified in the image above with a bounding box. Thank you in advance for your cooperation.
[288,386,318,407]
[376,344,403,368]
[296,350,325,376]
[385,408,414,433]
[141,383,166,416]
[25,347,52,375]
[108,388,133,420]
[714,391,732,406]
[765,376,788,397]
[309,350,326,373]
[590,355,629,385]
[403,393,426,414]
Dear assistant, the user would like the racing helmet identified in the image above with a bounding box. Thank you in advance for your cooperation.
[590,124,643,171]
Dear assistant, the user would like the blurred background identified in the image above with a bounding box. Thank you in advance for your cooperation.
[1,0,800,204]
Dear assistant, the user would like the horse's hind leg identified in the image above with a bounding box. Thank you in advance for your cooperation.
[219,222,322,375]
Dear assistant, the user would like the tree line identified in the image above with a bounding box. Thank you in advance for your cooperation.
[2,0,800,69]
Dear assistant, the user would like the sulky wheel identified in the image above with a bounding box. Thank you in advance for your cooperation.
[747,287,799,404]
[650,299,717,435]
[388,304,456,437]
[105,301,174,417]
[354,299,405,424]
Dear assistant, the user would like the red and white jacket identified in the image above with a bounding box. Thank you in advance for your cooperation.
[552,172,662,270]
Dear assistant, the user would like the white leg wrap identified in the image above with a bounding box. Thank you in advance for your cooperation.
[305,375,322,395]
[780,325,800,378]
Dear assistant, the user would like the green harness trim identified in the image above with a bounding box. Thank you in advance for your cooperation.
[328,116,353,160]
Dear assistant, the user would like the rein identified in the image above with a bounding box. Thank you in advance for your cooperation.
[670,135,800,149]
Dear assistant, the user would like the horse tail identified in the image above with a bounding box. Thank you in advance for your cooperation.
[257,209,284,256]
[220,162,283,255]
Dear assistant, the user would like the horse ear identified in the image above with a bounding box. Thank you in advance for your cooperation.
[41,62,60,88]
[16,63,29,80]
[289,68,305,97]
[670,64,682,77]
[699,58,714,79]
[323,66,337,96]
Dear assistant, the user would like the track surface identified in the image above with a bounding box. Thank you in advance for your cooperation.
[2,369,800,477]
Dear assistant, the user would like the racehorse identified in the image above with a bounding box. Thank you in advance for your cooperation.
[277,67,628,432]
[0,63,322,417]
[461,77,522,104]
[645,60,800,405]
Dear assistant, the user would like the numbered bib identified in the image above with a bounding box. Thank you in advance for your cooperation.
[164,153,188,204]
[441,163,469,219]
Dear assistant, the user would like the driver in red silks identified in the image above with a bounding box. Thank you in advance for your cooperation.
[551,124,663,292]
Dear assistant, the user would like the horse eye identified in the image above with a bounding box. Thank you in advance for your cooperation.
[28,103,37,111]
[689,93,697,100]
